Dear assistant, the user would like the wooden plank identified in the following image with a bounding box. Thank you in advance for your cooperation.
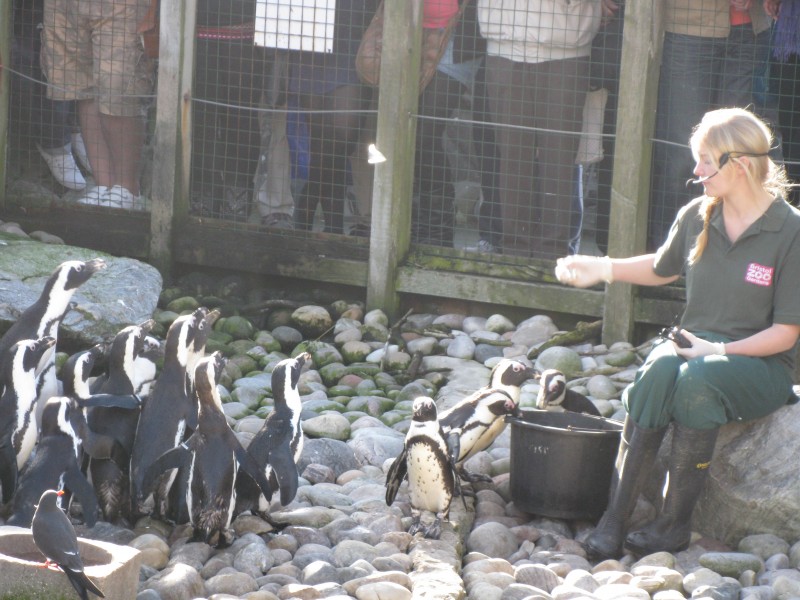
[0,0,11,209]
[603,1,664,344]
[171,222,369,285]
[366,0,422,318]
[395,268,607,318]
[149,0,197,275]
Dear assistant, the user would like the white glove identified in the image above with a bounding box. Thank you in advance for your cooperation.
[674,330,726,359]
[555,255,614,288]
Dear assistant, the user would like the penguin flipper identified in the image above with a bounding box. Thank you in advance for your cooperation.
[445,431,461,467]
[0,441,19,504]
[234,445,273,504]
[63,566,104,599]
[267,444,299,507]
[384,448,408,506]
[141,445,191,499]
[78,394,142,410]
[63,468,100,528]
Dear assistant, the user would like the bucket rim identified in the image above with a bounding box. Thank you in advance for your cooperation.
[507,409,623,435]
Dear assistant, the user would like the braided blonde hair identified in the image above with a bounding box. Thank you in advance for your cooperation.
[687,108,791,265]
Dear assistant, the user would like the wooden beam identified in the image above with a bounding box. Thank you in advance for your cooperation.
[149,0,197,277]
[0,0,11,209]
[603,1,664,344]
[366,0,422,319]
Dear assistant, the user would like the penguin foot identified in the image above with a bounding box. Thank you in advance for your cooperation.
[408,515,424,537]
[457,467,493,484]
[424,517,442,540]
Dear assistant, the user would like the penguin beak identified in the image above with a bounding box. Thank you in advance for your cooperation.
[85,258,108,273]
[139,319,156,332]
[205,309,221,326]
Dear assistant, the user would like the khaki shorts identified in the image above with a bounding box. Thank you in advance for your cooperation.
[41,0,154,117]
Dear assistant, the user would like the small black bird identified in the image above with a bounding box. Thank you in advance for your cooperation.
[31,489,105,600]
[536,369,601,416]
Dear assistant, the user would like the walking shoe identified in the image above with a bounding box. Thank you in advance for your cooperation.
[75,185,111,205]
[464,239,501,254]
[100,185,148,211]
[37,143,87,191]
[261,213,294,230]
[71,132,93,174]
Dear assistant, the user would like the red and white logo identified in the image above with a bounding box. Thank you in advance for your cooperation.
[745,262,774,287]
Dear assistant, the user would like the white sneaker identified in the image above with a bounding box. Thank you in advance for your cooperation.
[37,143,87,191]
[71,132,93,175]
[100,185,148,211]
[75,185,111,205]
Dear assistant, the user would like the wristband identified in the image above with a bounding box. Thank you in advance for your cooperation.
[713,342,726,355]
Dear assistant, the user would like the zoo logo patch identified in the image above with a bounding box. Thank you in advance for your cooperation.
[745,262,774,287]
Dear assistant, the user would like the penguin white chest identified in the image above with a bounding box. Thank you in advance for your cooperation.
[407,443,450,513]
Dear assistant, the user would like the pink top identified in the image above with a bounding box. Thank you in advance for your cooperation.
[423,0,459,28]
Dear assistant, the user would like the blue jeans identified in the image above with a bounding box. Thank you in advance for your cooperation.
[648,27,768,249]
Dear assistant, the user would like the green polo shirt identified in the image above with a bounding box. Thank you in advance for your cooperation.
[653,196,800,370]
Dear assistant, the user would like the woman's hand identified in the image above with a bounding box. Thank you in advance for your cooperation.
[763,0,781,19]
[555,255,613,288]
[674,330,726,359]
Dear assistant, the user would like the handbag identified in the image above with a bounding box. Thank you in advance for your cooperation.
[355,0,470,92]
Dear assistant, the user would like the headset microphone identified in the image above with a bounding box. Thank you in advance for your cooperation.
[685,150,771,187]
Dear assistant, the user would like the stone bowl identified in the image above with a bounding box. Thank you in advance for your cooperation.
[0,526,141,600]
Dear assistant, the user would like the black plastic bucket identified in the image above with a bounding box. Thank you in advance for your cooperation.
[509,409,623,520]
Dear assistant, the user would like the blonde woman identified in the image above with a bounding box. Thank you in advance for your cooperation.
[556,107,800,559]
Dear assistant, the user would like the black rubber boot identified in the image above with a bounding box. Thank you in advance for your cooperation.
[583,418,667,560]
[624,424,719,556]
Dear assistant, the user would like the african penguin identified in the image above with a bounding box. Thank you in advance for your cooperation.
[85,322,154,523]
[234,351,310,517]
[439,358,535,482]
[0,258,106,425]
[140,353,272,547]
[7,394,132,528]
[536,369,601,416]
[7,346,133,527]
[129,307,218,521]
[0,336,57,503]
[32,489,105,600]
[385,396,460,539]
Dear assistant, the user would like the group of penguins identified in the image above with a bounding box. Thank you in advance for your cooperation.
[0,258,602,600]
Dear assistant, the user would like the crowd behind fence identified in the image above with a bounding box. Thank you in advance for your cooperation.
[2,0,800,335]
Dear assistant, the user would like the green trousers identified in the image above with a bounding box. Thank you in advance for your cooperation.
[623,335,793,430]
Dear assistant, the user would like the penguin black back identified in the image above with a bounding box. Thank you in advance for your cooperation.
[235,352,309,514]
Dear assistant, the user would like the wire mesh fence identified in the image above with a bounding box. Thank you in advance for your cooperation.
[4,0,800,266]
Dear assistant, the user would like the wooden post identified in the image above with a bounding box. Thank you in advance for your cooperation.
[149,0,197,277]
[365,0,422,319]
[0,0,11,209]
[603,2,664,344]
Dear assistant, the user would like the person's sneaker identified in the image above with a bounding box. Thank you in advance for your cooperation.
[37,143,87,191]
[75,185,111,205]
[465,239,501,254]
[71,132,93,174]
[100,185,148,211]
[261,213,294,229]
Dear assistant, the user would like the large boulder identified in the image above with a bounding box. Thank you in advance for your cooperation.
[692,403,800,545]
[0,236,162,350]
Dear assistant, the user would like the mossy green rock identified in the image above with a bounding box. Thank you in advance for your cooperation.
[223,361,243,384]
[302,413,351,441]
[374,372,399,390]
[359,323,389,343]
[605,350,637,367]
[340,340,371,364]
[303,398,348,414]
[380,410,408,427]
[535,346,583,378]
[328,385,357,397]
[253,331,282,353]
[227,354,259,376]
[220,315,256,340]
[343,410,369,423]
[154,309,180,328]
[229,339,260,355]
[319,362,348,387]
[166,296,201,313]
[309,343,344,369]
[346,396,395,417]
[395,380,437,403]
[231,386,267,410]
[291,305,333,337]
